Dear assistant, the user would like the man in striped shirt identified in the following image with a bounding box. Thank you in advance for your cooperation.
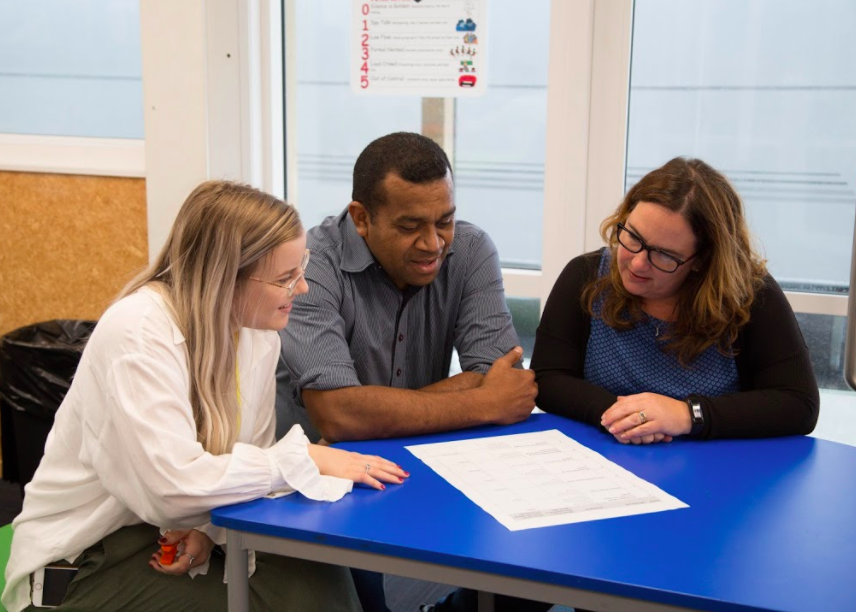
[276,132,546,612]
[276,131,538,443]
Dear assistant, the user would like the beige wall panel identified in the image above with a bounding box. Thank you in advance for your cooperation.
[0,172,148,337]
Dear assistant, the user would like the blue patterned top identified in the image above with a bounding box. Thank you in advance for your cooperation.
[583,248,740,399]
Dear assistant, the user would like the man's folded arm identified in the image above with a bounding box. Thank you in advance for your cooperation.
[421,372,483,393]
[304,347,537,442]
[303,384,495,442]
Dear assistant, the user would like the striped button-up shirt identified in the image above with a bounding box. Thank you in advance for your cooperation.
[275,209,520,437]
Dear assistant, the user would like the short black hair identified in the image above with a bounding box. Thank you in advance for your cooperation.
[351,132,452,215]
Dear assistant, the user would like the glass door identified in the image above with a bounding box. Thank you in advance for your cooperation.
[624,0,856,444]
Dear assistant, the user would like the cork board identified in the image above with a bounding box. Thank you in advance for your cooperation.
[0,171,148,337]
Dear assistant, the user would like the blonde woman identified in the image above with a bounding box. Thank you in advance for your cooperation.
[3,181,407,612]
[532,157,819,443]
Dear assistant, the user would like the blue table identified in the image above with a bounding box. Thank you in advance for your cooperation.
[211,413,856,612]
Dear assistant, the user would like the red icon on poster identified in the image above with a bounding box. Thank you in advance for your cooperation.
[459,75,477,88]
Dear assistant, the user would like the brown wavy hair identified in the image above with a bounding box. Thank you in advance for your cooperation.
[582,157,767,365]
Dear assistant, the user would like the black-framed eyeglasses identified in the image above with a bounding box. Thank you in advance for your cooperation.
[616,223,695,274]
[249,249,310,296]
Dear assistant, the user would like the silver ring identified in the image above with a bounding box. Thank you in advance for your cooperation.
[639,411,648,425]
[364,463,371,475]
[186,554,196,566]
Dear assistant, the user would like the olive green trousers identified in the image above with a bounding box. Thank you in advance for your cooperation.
[25,524,361,612]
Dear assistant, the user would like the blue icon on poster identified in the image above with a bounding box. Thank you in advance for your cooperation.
[455,18,476,32]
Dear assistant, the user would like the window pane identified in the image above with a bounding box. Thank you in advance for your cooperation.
[626,0,856,414]
[295,0,421,229]
[796,313,849,391]
[797,313,856,446]
[0,1,143,139]
[454,1,550,269]
[626,0,856,293]
[293,0,550,269]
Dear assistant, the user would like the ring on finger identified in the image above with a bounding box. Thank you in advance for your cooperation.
[638,410,648,425]
[186,554,196,566]
[364,463,371,475]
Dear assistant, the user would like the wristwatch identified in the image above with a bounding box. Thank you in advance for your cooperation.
[685,395,704,436]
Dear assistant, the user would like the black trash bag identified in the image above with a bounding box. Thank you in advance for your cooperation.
[0,319,96,490]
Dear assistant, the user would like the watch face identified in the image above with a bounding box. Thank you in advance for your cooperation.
[692,403,703,422]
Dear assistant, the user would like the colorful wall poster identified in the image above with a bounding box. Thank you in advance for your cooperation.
[351,0,487,96]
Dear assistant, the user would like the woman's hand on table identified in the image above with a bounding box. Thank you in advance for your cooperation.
[601,393,692,443]
[619,432,673,445]
[308,445,409,490]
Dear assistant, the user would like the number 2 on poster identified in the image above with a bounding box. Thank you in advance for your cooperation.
[360,3,370,88]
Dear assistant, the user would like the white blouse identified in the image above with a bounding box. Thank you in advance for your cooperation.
[2,287,352,612]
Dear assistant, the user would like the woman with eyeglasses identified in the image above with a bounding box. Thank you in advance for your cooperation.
[531,157,819,444]
[3,181,407,612]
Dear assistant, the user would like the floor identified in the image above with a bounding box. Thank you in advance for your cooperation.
[1,390,853,611]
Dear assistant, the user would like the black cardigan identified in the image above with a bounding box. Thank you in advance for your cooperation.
[531,251,820,439]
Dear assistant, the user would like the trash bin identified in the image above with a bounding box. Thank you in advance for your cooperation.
[0,320,96,493]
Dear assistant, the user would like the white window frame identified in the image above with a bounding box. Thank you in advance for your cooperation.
[516,0,634,309]
[0,134,144,177]
[140,0,284,261]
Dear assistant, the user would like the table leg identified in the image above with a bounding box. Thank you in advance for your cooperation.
[477,590,495,612]
[227,530,250,612]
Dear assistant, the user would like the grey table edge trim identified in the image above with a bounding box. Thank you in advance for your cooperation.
[225,528,700,612]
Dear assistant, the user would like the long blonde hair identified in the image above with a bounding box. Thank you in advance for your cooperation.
[118,181,302,454]
[582,157,767,365]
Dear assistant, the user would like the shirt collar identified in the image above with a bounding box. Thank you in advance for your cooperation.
[340,211,379,273]
[140,285,186,345]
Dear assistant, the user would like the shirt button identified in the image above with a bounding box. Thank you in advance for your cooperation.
[396,368,402,377]
[398,334,404,342]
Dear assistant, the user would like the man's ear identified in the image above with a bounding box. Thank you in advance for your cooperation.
[348,201,371,238]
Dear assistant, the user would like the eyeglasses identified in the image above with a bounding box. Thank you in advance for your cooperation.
[249,249,310,296]
[616,223,695,274]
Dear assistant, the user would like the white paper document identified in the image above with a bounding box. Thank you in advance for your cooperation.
[406,429,687,531]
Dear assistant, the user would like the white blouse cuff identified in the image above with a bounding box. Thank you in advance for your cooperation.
[270,425,353,501]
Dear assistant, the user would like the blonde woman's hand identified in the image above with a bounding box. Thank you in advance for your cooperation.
[601,393,691,442]
[149,529,215,575]
[308,444,409,490]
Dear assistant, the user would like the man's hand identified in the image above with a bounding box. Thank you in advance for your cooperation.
[480,347,538,424]
[601,393,691,442]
